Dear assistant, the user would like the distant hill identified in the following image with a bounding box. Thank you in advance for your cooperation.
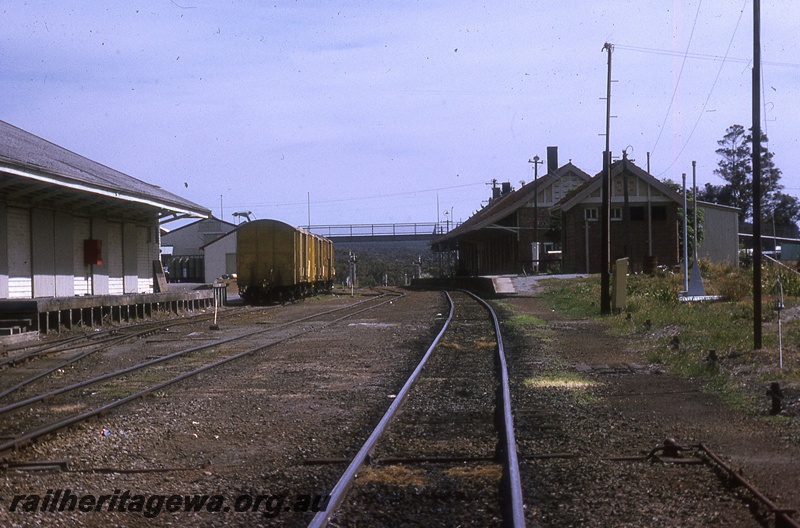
[333,240,450,287]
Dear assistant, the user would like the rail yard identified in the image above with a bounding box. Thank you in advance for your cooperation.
[1,283,799,527]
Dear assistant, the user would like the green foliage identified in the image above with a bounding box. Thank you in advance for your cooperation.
[540,278,600,318]
[501,312,551,341]
[534,270,800,417]
[701,123,800,231]
[715,269,751,302]
[505,313,547,328]
[334,240,440,287]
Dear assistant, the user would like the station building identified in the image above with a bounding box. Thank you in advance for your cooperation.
[554,155,739,273]
[0,120,211,337]
[433,148,591,275]
[434,149,739,277]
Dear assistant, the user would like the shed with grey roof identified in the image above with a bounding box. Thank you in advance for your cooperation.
[0,120,211,335]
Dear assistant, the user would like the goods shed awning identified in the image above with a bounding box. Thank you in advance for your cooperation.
[0,120,210,223]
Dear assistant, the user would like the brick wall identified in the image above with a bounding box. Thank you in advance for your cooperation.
[561,204,679,273]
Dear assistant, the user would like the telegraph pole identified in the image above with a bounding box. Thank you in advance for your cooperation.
[528,154,543,272]
[752,0,762,349]
[600,42,613,314]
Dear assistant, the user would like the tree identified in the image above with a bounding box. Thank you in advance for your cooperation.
[700,124,800,231]
[708,124,751,221]
[765,192,800,237]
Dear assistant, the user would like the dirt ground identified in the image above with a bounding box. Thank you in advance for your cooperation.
[504,276,800,527]
[1,284,799,527]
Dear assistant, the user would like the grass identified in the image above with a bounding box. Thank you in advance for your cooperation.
[536,260,800,414]
[495,300,551,341]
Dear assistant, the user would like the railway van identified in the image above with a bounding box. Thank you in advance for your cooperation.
[237,219,334,303]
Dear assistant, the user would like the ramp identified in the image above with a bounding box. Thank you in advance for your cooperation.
[491,277,516,295]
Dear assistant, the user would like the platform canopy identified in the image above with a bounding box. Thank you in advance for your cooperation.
[0,120,210,224]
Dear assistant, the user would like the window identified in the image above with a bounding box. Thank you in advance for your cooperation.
[585,208,598,221]
[652,206,667,221]
[611,207,622,221]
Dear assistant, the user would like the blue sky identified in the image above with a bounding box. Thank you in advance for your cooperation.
[2,1,798,228]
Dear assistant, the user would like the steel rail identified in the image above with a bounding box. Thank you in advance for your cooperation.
[0,322,179,399]
[0,346,109,400]
[0,334,99,369]
[462,289,526,528]
[0,303,250,369]
[0,301,304,400]
[0,293,395,417]
[308,292,456,528]
[699,443,800,528]
[0,291,404,456]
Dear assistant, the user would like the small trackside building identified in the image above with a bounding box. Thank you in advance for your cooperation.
[200,228,238,284]
[161,217,236,282]
[0,120,211,335]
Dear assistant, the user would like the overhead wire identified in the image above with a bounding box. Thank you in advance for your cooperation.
[614,44,799,69]
[649,0,703,158]
[760,49,778,240]
[227,181,487,209]
[653,0,748,177]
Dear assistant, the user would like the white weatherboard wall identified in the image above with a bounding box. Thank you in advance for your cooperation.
[203,231,237,284]
[0,205,160,300]
[31,208,75,297]
[137,225,153,293]
[54,211,74,296]
[73,217,92,295]
[91,218,109,295]
[31,209,56,297]
[8,207,32,298]
[107,222,124,295]
[123,223,138,294]
[0,202,6,298]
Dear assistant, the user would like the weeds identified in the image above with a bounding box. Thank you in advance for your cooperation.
[536,262,799,415]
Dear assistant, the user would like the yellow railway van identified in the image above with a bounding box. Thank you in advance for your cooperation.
[237,219,334,303]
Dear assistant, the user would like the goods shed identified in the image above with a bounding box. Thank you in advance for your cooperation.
[0,120,211,336]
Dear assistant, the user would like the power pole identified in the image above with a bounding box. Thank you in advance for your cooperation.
[600,42,613,314]
[682,173,689,293]
[752,0,762,349]
[528,155,543,273]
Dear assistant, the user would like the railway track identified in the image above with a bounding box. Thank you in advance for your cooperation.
[0,298,304,403]
[310,290,524,527]
[0,290,404,459]
[0,300,265,372]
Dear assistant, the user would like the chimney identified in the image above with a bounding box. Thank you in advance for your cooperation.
[492,187,501,200]
[501,182,512,195]
[547,146,558,175]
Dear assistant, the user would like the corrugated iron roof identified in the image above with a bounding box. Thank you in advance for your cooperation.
[435,162,591,244]
[0,120,210,218]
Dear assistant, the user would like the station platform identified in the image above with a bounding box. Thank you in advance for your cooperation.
[0,288,217,338]
[409,276,516,297]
